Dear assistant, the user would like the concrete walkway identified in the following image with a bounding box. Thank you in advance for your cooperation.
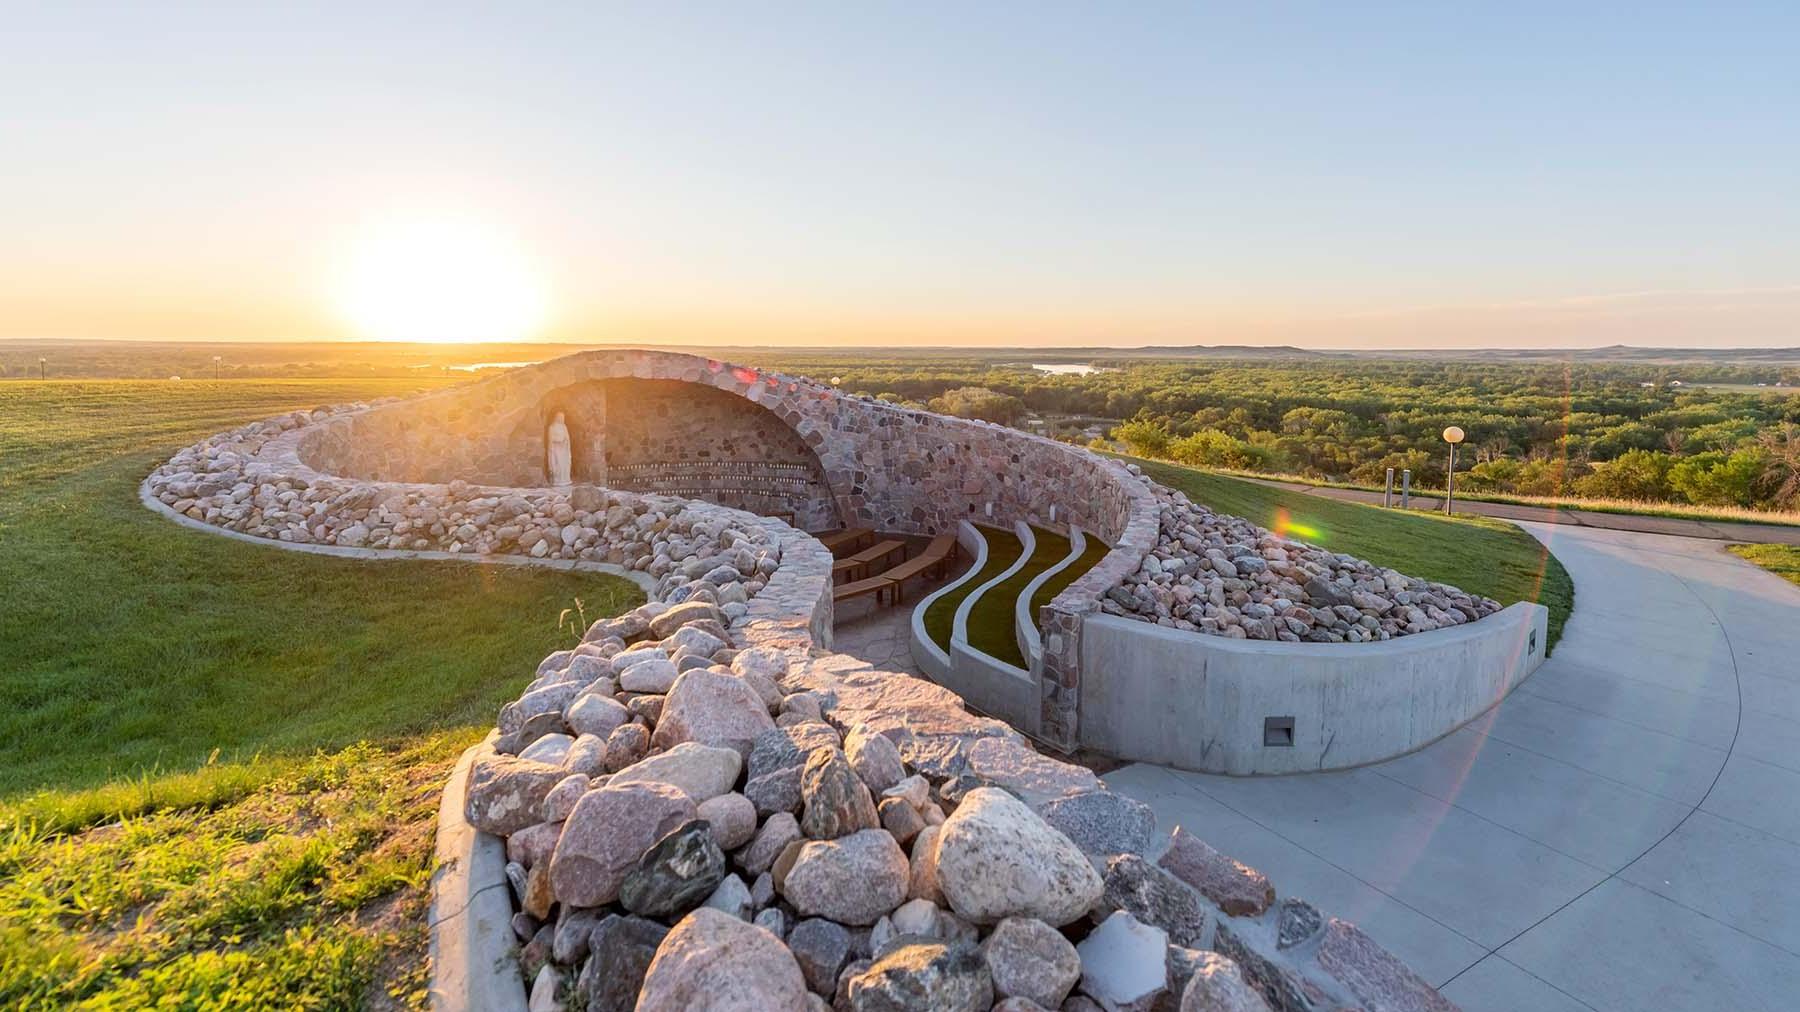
[1106,523,1800,1011]
[1244,475,1800,545]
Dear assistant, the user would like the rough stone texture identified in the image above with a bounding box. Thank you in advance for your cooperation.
[1213,923,1325,1012]
[1180,951,1272,1012]
[964,736,1101,805]
[652,668,777,758]
[158,351,1454,1012]
[695,792,758,851]
[980,916,1081,1010]
[799,747,880,840]
[578,914,669,1012]
[1038,790,1158,859]
[1077,911,1170,1012]
[620,819,728,920]
[934,787,1103,927]
[780,828,910,926]
[1106,477,1502,642]
[1158,827,1275,919]
[844,723,906,794]
[465,751,569,836]
[1102,853,1208,948]
[607,742,743,803]
[1315,918,1456,1012]
[736,811,803,877]
[636,908,810,1012]
[844,940,993,1012]
[787,917,852,996]
[550,781,696,907]
[1276,898,1322,951]
[701,872,753,921]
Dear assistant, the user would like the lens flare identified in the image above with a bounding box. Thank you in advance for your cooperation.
[1273,507,1322,543]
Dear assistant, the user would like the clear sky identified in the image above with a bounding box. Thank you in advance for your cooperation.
[4,2,1798,348]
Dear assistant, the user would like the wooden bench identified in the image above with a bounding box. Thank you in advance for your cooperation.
[818,527,873,556]
[832,574,896,606]
[877,535,958,603]
[832,539,907,582]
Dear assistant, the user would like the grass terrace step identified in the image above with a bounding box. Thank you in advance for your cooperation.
[964,526,1071,667]
[921,524,1021,652]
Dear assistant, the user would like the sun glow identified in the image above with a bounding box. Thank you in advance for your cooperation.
[335,220,548,343]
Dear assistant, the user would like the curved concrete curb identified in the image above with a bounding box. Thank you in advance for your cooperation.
[428,735,527,1012]
[907,520,987,677]
[951,520,1035,647]
[1015,525,1086,668]
[137,475,658,594]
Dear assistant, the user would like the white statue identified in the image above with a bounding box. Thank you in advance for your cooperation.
[546,412,573,486]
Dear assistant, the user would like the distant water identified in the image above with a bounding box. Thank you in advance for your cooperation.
[449,360,542,371]
[1028,362,1108,375]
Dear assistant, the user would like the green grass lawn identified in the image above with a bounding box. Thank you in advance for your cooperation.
[1728,543,1800,588]
[921,525,1021,651]
[0,380,642,1008]
[1029,531,1111,618]
[1123,456,1575,649]
[964,526,1071,667]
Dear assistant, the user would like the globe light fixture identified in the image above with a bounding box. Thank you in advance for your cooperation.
[1442,426,1465,514]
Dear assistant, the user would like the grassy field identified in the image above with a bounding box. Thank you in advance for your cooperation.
[1124,456,1575,648]
[1728,544,1800,588]
[0,380,641,1007]
[1191,463,1800,529]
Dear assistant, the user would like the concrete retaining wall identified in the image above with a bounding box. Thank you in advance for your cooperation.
[1077,600,1551,774]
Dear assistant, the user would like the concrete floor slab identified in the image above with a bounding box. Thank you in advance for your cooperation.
[1619,811,1800,953]
[1515,661,1740,746]
[1374,724,1691,868]
[1501,878,1800,1012]
[1106,524,1800,1010]
[1103,762,1489,984]
[1700,754,1800,846]
[1440,955,1597,1012]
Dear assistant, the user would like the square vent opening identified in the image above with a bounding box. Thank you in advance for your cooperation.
[1263,716,1295,748]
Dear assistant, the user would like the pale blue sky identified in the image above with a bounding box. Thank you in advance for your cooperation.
[4,2,1797,346]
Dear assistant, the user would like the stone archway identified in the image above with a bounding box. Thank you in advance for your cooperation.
[511,377,842,530]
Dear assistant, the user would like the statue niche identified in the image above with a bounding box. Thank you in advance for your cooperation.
[546,411,573,486]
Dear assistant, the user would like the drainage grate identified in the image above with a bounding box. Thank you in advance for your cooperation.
[1264,716,1295,747]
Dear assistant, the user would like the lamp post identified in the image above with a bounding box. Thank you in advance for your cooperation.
[38,357,47,380]
[1442,425,1465,515]
[213,355,222,381]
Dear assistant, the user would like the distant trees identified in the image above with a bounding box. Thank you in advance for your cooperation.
[757,354,1800,514]
[927,386,1024,425]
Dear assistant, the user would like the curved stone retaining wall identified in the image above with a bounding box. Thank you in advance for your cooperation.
[145,353,1466,1010]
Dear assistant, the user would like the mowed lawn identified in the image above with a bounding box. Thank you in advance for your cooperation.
[0,380,640,1008]
[1728,543,1800,588]
[1121,455,1574,649]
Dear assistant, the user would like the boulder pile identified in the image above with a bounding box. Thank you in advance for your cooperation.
[466,595,1457,1011]
[1104,471,1502,642]
[144,404,781,608]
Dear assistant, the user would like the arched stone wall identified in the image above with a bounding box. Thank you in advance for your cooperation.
[288,349,1160,747]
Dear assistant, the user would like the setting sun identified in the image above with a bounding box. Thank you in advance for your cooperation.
[334,220,548,343]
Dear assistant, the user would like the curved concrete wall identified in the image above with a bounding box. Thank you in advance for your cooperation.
[1076,601,1550,774]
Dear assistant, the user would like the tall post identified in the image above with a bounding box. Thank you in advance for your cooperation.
[1384,467,1395,508]
[1441,425,1465,516]
[39,357,47,380]
[1401,469,1411,509]
[1445,443,1456,515]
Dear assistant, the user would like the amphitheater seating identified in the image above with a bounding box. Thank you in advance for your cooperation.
[818,527,873,555]
[878,535,957,603]
[832,539,906,581]
[832,574,895,606]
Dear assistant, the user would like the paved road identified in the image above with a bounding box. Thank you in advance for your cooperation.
[1106,523,1800,1011]
[1245,475,1800,545]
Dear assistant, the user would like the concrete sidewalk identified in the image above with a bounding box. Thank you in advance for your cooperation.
[1244,475,1800,545]
[1106,523,1800,1011]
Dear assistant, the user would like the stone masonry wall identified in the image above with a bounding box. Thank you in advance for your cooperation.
[145,360,1460,1010]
